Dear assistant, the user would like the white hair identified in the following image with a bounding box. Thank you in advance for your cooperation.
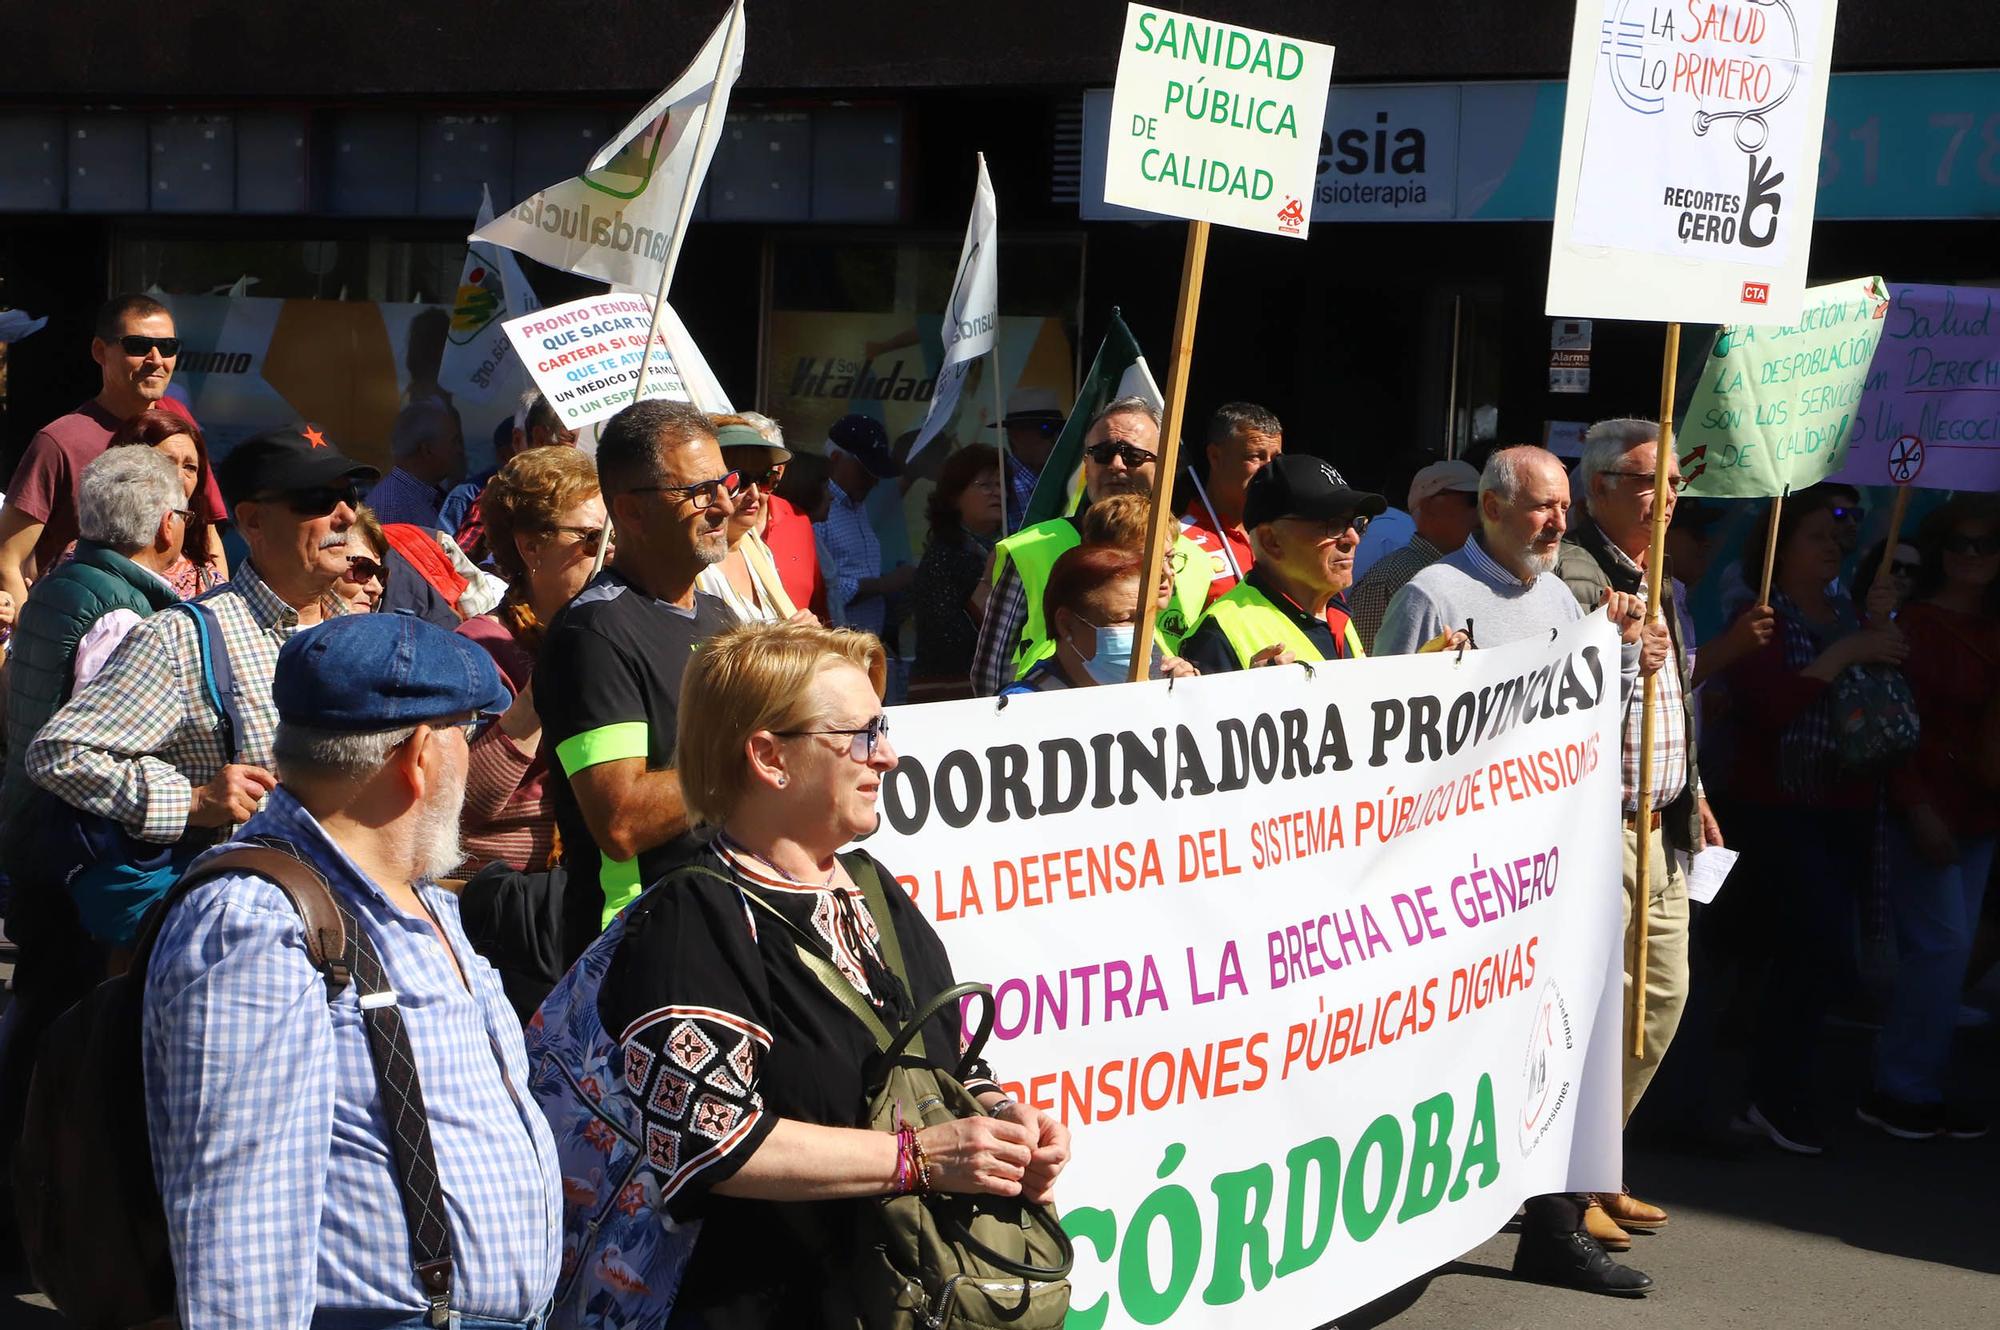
[1088,395,1162,434]
[77,447,182,550]
[274,722,420,782]
[736,410,784,448]
[1578,418,1660,513]
[1479,445,1562,504]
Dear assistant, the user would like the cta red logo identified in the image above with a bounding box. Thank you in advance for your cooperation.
[1741,281,1770,305]
[1275,197,1305,233]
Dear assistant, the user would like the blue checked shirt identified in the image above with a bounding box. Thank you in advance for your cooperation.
[27,562,341,842]
[815,478,885,636]
[143,788,563,1327]
[1004,451,1039,535]
[367,465,448,529]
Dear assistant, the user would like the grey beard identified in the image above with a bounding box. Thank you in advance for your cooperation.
[413,766,469,883]
[1520,543,1560,578]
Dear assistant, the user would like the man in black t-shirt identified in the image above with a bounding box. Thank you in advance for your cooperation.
[538,400,739,962]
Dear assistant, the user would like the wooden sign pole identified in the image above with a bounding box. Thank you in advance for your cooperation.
[1129,219,1210,682]
[1632,320,1681,1058]
[1873,485,1915,611]
[1756,491,1786,607]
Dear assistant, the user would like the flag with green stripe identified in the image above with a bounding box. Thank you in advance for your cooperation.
[1021,309,1163,527]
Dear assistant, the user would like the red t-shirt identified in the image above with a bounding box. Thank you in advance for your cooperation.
[1180,506,1256,606]
[763,493,828,620]
[7,399,228,577]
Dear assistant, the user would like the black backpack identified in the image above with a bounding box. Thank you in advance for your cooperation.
[13,840,459,1328]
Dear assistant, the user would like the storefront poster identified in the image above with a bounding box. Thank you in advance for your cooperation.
[1102,4,1335,238]
[870,617,1626,1329]
[156,294,515,475]
[1833,283,2000,493]
[1547,0,1840,323]
[1677,275,1890,499]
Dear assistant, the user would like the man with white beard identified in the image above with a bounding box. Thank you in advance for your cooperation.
[1375,444,1658,1299]
[142,612,562,1327]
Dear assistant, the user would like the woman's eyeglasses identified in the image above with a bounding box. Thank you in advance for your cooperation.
[734,465,785,491]
[626,471,742,511]
[542,524,609,554]
[344,555,385,584]
[1944,534,2000,556]
[776,714,891,762]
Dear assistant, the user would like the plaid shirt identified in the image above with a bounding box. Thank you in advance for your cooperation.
[1348,534,1443,654]
[815,478,885,636]
[971,559,1031,697]
[1602,541,1691,812]
[1004,451,1040,535]
[144,788,562,1326]
[366,465,448,529]
[26,562,337,843]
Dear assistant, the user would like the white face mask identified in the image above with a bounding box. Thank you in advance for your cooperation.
[1074,619,1137,686]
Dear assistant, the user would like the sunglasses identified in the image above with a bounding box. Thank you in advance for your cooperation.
[776,714,891,763]
[344,555,385,583]
[117,334,181,358]
[1829,506,1864,523]
[542,524,609,554]
[626,471,741,511]
[734,465,785,491]
[1944,534,2000,556]
[256,481,366,517]
[1084,442,1158,469]
[1890,560,1922,577]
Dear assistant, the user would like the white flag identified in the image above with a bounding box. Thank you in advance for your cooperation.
[909,154,999,460]
[473,1,745,290]
[439,186,543,402]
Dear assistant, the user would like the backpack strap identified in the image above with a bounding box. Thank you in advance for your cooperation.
[138,837,457,1324]
[839,853,926,1063]
[163,599,245,763]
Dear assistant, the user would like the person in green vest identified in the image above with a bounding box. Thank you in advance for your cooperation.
[969,395,1210,695]
[1179,454,1387,673]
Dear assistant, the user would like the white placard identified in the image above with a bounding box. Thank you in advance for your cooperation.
[502,294,692,430]
[1103,4,1335,238]
[870,616,1627,1328]
[1548,0,1840,323]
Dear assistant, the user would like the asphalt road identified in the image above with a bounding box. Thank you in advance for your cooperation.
[5,974,1995,1327]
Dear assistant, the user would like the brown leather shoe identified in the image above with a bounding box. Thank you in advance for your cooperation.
[1598,1191,1669,1232]
[1583,1200,1632,1251]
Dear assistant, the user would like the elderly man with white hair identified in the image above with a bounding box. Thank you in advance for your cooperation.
[1376,445,1659,1299]
[368,397,467,529]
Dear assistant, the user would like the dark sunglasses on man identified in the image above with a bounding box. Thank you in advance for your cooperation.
[1829,504,1864,524]
[257,481,367,517]
[117,334,181,358]
[1084,442,1158,469]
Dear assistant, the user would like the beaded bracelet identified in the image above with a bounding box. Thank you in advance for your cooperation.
[892,1125,914,1195]
[908,1128,933,1196]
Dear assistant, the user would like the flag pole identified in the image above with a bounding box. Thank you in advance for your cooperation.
[1873,484,1914,614]
[1756,490,1786,607]
[1633,320,1680,1058]
[593,0,743,581]
[1129,220,1210,682]
[977,152,1009,535]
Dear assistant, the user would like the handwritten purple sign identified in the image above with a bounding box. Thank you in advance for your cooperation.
[1834,283,2000,492]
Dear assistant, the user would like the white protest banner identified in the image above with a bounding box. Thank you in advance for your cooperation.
[439,186,543,404]
[1547,0,1840,323]
[869,616,1627,1329]
[1103,5,1335,239]
[473,1,744,289]
[910,154,999,461]
[1833,283,2000,492]
[504,293,694,430]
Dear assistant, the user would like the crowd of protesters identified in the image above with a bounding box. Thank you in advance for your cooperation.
[0,292,1991,1323]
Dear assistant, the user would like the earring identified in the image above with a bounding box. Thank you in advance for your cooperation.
[776,775,788,788]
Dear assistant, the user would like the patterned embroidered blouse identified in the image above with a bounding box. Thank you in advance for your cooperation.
[525,842,999,1328]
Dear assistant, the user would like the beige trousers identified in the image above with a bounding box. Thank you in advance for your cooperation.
[1621,822,1691,1123]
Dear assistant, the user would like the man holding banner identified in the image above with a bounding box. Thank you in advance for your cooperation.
[1179,454,1381,672]
[969,396,1208,696]
[1376,445,1657,1297]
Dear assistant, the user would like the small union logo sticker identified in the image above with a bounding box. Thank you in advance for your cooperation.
[1275,197,1305,233]
[1741,281,1770,305]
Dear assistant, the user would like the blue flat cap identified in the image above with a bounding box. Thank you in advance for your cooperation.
[275,612,510,732]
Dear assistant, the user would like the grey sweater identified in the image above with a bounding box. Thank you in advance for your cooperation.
[1376,533,1639,709]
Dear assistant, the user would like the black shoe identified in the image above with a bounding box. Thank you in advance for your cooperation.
[1738,1101,1827,1155]
[1941,1104,1988,1140]
[1512,1229,1655,1298]
[1855,1094,1941,1141]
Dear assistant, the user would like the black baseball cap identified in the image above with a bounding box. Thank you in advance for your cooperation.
[826,414,902,479]
[217,422,379,509]
[1241,455,1387,530]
